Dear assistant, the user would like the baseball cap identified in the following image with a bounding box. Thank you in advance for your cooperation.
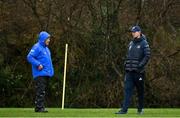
[130,26,141,32]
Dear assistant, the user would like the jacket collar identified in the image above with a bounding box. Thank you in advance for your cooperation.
[133,36,143,43]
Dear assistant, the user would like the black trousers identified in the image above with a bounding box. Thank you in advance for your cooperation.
[122,71,145,112]
[34,76,49,109]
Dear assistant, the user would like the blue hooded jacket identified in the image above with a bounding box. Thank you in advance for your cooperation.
[27,31,54,79]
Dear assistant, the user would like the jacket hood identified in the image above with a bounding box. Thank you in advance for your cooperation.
[38,31,50,46]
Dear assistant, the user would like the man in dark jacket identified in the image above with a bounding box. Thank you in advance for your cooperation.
[116,26,150,114]
[27,31,54,112]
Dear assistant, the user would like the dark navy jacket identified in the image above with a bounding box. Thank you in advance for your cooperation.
[124,34,150,73]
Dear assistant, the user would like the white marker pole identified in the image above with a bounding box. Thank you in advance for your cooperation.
[62,44,68,109]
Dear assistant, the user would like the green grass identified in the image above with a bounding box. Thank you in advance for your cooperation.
[0,108,180,117]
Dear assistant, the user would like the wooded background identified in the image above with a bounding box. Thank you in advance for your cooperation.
[0,0,180,108]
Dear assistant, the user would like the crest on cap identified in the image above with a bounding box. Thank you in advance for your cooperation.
[130,26,141,32]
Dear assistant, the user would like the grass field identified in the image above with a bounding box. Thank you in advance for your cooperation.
[0,108,180,117]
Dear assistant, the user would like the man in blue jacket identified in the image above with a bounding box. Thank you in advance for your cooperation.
[27,31,54,112]
[116,26,150,114]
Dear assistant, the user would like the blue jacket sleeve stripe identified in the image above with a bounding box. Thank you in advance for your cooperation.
[27,45,41,67]
[139,42,150,68]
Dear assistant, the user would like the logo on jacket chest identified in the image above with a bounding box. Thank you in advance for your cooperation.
[129,44,141,50]
[129,45,141,50]
[137,45,141,49]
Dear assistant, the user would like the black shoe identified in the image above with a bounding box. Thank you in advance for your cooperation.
[115,110,127,114]
[35,108,48,113]
[137,109,143,115]
[35,108,39,112]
